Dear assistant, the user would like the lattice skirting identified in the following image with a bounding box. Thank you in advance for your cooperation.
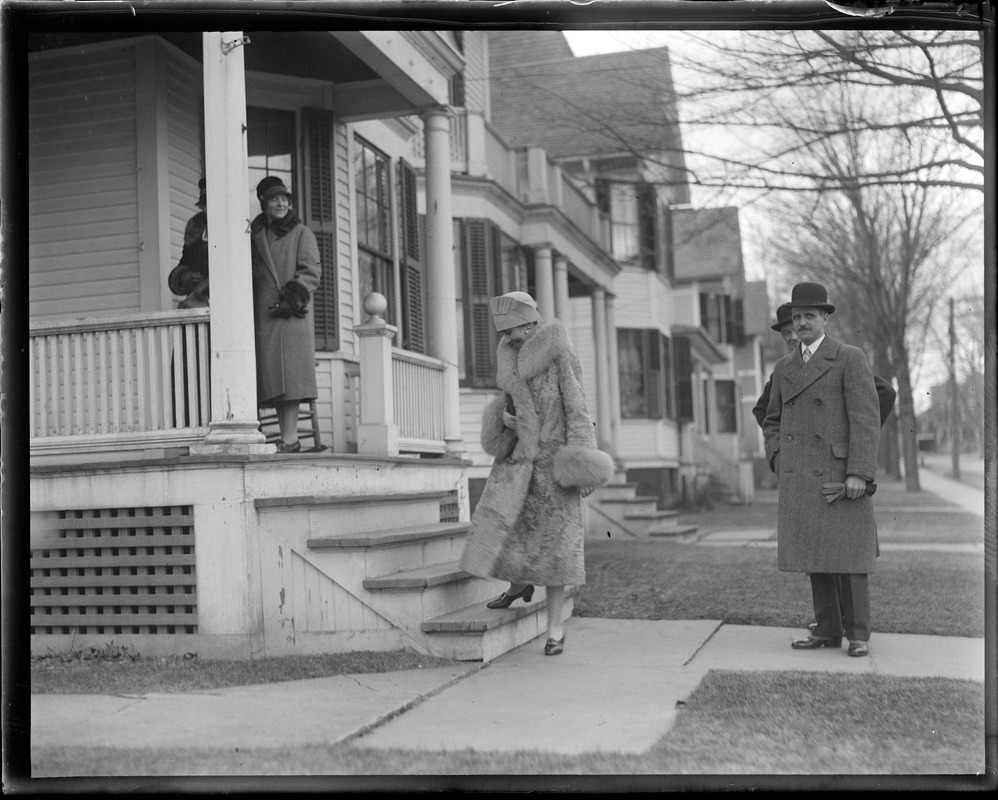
[30,505,198,635]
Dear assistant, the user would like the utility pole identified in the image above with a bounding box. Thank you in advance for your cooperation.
[949,297,961,481]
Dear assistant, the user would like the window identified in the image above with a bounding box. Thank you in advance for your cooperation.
[354,136,394,325]
[247,107,295,218]
[716,379,738,434]
[618,329,661,419]
[455,219,525,387]
[673,335,694,423]
[595,179,658,269]
[699,292,745,346]
[661,333,674,421]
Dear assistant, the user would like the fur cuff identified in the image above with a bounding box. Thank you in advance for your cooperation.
[553,445,615,489]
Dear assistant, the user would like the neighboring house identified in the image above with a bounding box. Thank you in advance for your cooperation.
[485,32,768,508]
[917,377,985,455]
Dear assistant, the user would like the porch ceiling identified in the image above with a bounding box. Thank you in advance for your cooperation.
[28,31,378,84]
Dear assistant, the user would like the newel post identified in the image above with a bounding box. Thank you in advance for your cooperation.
[354,293,400,455]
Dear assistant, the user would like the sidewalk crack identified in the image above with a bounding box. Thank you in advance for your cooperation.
[682,620,725,667]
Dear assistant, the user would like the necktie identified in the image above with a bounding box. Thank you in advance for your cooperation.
[802,347,811,363]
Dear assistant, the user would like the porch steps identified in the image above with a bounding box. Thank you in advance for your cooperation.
[420,588,576,662]
[586,485,698,542]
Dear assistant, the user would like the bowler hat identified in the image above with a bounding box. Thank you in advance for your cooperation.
[789,282,835,314]
[770,303,792,331]
[490,291,540,332]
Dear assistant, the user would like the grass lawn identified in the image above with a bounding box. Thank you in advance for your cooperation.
[576,541,985,637]
[31,671,985,778]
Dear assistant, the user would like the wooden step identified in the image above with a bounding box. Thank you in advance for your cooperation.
[307,521,469,550]
[623,509,680,522]
[363,560,471,590]
[258,491,450,538]
[422,588,576,662]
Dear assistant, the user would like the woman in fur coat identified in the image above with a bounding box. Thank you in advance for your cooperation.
[460,292,614,655]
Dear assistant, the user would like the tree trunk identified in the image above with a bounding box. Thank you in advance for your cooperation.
[871,345,901,479]
[893,344,922,491]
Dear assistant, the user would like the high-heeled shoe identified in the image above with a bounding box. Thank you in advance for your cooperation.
[544,635,565,656]
[486,585,534,609]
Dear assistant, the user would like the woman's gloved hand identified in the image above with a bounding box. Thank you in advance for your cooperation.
[503,410,518,430]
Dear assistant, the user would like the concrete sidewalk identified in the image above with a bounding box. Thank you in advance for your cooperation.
[32,619,985,762]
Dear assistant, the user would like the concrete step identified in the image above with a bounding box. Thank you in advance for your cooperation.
[647,524,700,543]
[592,483,641,501]
[597,496,660,517]
[422,589,576,662]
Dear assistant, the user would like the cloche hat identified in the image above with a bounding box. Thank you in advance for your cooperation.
[490,291,541,332]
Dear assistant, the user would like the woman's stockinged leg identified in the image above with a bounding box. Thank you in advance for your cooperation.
[276,401,300,446]
[546,585,565,641]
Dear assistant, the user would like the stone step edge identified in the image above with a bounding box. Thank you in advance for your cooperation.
[255,490,451,510]
[624,510,680,520]
[307,521,470,550]
[647,525,700,539]
[364,560,472,590]
[597,496,660,505]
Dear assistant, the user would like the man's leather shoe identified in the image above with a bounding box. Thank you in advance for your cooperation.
[791,635,842,649]
[848,641,869,657]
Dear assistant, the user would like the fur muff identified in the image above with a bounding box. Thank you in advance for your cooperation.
[553,445,615,488]
[460,319,608,587]
[480,395,517,461]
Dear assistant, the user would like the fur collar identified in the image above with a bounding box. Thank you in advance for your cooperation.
[495,319,572,389]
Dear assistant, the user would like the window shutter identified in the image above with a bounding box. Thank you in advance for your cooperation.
[674,335,694,423]
[465,219,495,387]
[647,330,662,419]
[398,159,425,353]
[733,298,745,347]
[723,294,733,344]
[302,108,338,351]
[638,184,657,270]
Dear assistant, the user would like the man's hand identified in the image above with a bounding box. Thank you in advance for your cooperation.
[844,475,867,499]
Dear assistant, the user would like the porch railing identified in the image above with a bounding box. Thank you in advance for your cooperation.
[392,348,446,453]
[29,310,211,452]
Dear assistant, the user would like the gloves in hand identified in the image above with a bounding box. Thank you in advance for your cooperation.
[270,280,310,318]
[822,480,877,503]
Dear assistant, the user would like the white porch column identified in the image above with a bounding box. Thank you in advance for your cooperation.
[534,246,555,321]
[606,292,621,457]
[553,255,570,321]
[423,107,464,455]
[192,31,268,454]
[354,293,400,455]
[592,287,613,452]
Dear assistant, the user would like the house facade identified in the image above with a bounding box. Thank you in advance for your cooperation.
[26,29,771,662]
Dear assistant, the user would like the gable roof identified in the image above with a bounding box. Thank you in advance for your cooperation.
[487,32,686,165]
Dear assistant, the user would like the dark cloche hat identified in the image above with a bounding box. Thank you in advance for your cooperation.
[255,175,286,201]
[770,303,792,332]
[789,282,835,314]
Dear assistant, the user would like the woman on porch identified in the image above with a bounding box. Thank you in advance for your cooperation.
[460,292,614,656]
[250,177,322,453]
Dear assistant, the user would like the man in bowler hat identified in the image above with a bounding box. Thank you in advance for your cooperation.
[763,282,881,657]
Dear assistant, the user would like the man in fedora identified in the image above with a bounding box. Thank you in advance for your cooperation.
[763,282,881,657]
[754,303,897,429]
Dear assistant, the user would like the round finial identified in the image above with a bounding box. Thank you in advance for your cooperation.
[363,292,388,321]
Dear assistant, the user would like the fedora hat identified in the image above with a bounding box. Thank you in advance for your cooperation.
[789,282,835,314]
[770,303,792,331]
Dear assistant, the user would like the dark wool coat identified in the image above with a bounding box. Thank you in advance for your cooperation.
[753,370,897,429]
[763,336,881,574]
[251,217,321,405]
[460,320,614,586]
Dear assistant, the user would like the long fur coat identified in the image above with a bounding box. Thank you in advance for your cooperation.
[460,319,614,586]
[763,335,880,574]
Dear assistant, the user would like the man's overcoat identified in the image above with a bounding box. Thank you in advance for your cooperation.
[460,320,613,586]
[763,335,880,574]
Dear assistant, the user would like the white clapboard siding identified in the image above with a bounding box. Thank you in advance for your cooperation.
[463,32,491,116]
[335,122,356,351]
[29,42,140,318]
[164,49,205,274]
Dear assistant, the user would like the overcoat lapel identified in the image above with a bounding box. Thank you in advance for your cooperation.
[782,338,836,402]
[253,228,282,287]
